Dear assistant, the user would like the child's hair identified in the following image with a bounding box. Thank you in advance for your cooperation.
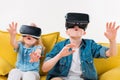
[34,37,45,50]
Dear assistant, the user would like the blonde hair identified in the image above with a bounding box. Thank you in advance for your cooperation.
[35,37,45,50]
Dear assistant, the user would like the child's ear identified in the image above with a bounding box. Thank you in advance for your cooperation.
[82,31,86,35]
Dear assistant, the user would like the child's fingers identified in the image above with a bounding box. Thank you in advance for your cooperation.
[29,53,40,63]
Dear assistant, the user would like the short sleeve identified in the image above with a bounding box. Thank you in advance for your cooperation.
[14,42,21,53]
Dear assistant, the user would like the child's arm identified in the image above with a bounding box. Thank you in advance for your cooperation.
[105,22,120,57]
[7,22,18,49]
[29,48,42,63]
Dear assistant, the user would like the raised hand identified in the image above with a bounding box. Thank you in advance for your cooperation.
[59,43,76,58]
[104,22,120,42]
[7,22,18,36]
[29,51,41,63]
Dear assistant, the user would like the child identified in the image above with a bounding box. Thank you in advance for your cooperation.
[42,13,120,80]
[7,22,44,80]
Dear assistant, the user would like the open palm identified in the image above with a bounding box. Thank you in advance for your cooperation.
[104,22,120,41]
[7,22,18,36]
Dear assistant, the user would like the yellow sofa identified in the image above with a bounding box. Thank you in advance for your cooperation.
[0,30,120,80]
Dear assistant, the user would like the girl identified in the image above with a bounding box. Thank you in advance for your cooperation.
[7,22,44,80]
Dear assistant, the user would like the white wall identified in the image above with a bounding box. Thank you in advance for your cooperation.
[0,0,120,42]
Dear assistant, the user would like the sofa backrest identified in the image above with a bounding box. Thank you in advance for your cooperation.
[0,30,19,66]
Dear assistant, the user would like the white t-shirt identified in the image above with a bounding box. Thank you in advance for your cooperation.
[62,48,83,80]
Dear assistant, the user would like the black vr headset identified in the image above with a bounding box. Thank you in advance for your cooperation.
[65,13,89,30]
[20,25,41,39]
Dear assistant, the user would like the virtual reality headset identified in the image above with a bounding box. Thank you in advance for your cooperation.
[20,25,41,39]
[65,13,89,30]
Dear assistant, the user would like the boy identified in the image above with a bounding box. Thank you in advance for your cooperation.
[42,13,119,80]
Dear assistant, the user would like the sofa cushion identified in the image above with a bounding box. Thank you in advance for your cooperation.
[40,76,47,80]
[0,76,7,80]
[41,32,60,54]
[0,30,20,67]
[0,56,13,76]
[40,32,60,76]
[99,67,120,80]
[57,36,66,43]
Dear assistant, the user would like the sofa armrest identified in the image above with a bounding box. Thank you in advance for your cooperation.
[99,66,120,80]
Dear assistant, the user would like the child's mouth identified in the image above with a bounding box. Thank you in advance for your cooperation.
[27,37,31,40]
[75,28,78,31]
